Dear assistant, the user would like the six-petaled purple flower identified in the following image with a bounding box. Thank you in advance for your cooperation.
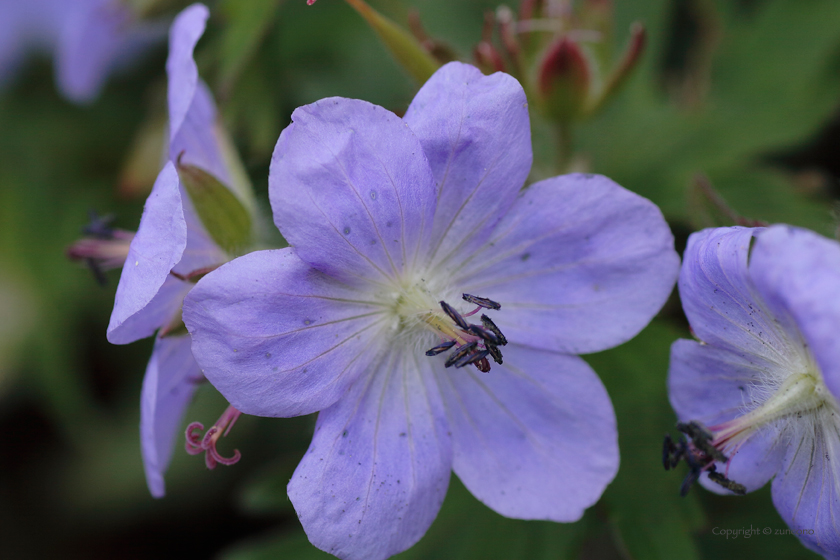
[669,225,840,558]
[182,61,679,560]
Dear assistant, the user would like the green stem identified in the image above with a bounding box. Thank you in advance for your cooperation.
[555,122,574,173]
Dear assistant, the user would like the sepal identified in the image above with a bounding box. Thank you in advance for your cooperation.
[177,159,253,256]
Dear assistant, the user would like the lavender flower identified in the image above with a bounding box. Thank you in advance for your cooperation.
[668,225,840,558]
[183,61,678,559]
[107,4,251,497]
[0,0,164,103]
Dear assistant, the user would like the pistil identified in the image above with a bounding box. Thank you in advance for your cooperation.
[185,405,242,469]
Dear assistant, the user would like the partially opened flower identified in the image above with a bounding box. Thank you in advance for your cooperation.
[107,3,253,497]
[668,225,840,558]
[183,61,679,560]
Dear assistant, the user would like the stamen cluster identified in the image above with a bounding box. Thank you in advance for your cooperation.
[425,293,508,373]
[662,421,746,497]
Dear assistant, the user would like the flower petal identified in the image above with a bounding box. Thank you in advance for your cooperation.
[669,338,790,427]
[697,428,785,495]
[772,421,840,558]
[288,349,452,560]
[269,98,436,286]
[750,225,840,402]
[403,62,531,268]
[141,334,201,498]
[436,344,618,521]
[166,3,230,186]
[108,162,189,344]
[678,226,807,373]
[454,174,679,354]
[183,248,389,417]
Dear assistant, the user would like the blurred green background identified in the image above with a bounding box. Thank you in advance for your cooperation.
[0,0,837,558]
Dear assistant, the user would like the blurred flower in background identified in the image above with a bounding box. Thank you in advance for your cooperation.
[0,0,166,103]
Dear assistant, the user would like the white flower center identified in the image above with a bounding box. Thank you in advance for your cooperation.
[712,371,834,453]
[375,274,507,372]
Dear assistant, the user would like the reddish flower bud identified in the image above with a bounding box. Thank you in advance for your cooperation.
[537,36,590,121]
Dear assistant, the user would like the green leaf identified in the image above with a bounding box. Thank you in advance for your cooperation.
[394,477,590,560]
[697,166,833,236]
[587,320,706,560]
[235,459,298,516]
[695,486,822,559]
[221,530,335,560]
[342,0,440,84]
[575,0,840,225]
[178,163,253,255]
[217,0,285,95]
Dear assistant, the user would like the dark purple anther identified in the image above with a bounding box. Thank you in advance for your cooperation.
[440,301,469,329]
[462,293,501,310]
[444,341,478,368]
[425,340,457,356]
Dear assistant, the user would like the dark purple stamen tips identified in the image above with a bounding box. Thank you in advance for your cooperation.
[707,471,747,494]
[440,301,469,329]
[480,314,507,346]
[425,340,456,356]
[462,293,501,310]
[454,349,490,368]
[486,343,503,365]
[663,433,678,470]
[663,421,745,496]
[466,324,501,345]
[430,294,508,373]
[445,341,478,368]
[677,421,727,463]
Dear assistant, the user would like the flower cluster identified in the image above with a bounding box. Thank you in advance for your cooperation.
[668,225,840,558]
[91,4,840,560]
